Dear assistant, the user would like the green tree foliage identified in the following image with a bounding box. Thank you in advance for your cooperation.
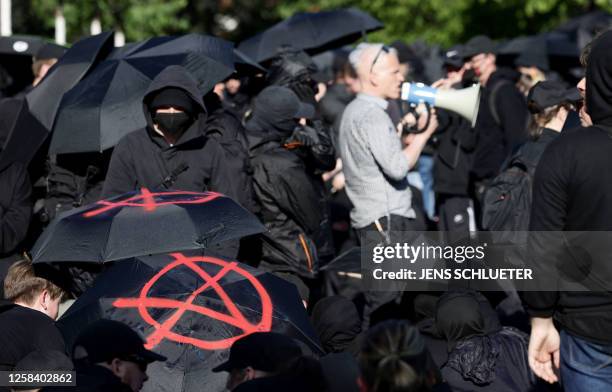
[11,0,612,47]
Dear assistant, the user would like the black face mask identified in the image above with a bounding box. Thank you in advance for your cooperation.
[153,112,193,137]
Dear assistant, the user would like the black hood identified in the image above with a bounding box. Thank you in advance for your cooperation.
[142,65,207,145]
[586,30,612,127]
[311,296,362,355]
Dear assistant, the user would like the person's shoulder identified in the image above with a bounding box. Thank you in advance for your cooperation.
[554,126,608,147]
[0,304,56,327]
[115,128,149,149]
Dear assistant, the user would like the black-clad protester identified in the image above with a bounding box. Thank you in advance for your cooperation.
[212,332,303,391]
[53,319,166,392]
[433,47,477,238]
[102,65,254,213]
[266,48,336,265]
[421,291,541,392]
[246,86,330,280]
[482,80,579,235]
[0,260,66,371]
[462,36,529,223]
[311,295,362,356]
[524,30,612,389]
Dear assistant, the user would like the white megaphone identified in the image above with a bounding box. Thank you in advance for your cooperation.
[401,82,481,127]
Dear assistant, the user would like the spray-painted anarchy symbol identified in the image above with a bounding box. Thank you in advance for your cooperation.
[113,253,273,350]
[83,188,222,218]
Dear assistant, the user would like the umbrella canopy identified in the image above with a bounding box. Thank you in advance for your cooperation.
[554,10,612,49]
[496,32,580,73]
[49,34,235,154]
[238,7,383,63]
[0,98,47,171]
[57,251,322,392]
[31,188,265,263]
[0,32,114,170]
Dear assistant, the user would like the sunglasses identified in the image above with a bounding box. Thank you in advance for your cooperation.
[370,45,391,73]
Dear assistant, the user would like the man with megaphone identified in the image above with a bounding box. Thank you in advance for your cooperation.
[338,43,438,327]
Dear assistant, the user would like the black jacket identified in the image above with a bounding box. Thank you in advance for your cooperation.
[524,32,612,344]
[471,68,529,180]
[247,130,323,278]
[204,92,257,214]
[0,301,66,371]
[0,161,31,256]
[101,66,254,211]
[434,110,477,196]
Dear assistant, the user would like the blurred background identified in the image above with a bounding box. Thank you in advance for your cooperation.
[8,0,612,46]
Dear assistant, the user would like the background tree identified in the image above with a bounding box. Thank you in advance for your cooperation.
[9,0,612,47]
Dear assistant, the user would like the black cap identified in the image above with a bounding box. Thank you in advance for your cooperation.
[149,87,198,114]
[515,50,549,72]
[73,319,167,364]
[527,81,581,113]
[212,332,302,373]
[461,35,496,59]
[443,45,464,68]
[254,86,315,120]
[35,43,67,60]
[14,350,73,371]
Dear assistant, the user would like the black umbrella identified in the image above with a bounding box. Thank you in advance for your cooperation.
[49,35,235,154]
[0,32,114,170]
[554,10,612,49]
[57,251,322,392]
[497,32,579,58]
[238,7,383,63]
[496,32,580,73]
[31,188,264,263]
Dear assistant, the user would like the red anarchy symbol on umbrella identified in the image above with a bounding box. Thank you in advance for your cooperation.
[113,253,273,350]
[83,188,222,218]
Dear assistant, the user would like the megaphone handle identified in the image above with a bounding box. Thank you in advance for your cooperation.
[417,103,432,133]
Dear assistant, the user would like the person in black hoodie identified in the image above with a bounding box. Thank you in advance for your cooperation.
[462,36,529,224]
[420,291,541,392]
[433,48,477,238]
[524,30,612,390]
[101,65,253,212]
[246,85,327,280]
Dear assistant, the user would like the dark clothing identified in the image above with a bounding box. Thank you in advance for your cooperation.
[204,93,256,214]
[512,128,559,175]
[422,292,539,392]
[471,68,529,181]
[434,110,477,196]
[319,83,354,139]
[102,66,253,211]
[319,352,359,392]
[247,132,323,279]
[0,162,31,256]
[525,126,612,344]
[0,302,65,371]
[50,365,132,392]
[311,296,362,356]
[440,329,538,392]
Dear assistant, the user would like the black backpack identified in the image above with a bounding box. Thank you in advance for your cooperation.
[482,156,532,243]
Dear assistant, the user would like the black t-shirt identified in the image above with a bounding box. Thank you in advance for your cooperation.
[0,301,66,370]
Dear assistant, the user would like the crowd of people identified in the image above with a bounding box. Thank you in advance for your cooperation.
[0,11,611,392]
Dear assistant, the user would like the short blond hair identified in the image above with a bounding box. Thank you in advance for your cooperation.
[3,259,64,304]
